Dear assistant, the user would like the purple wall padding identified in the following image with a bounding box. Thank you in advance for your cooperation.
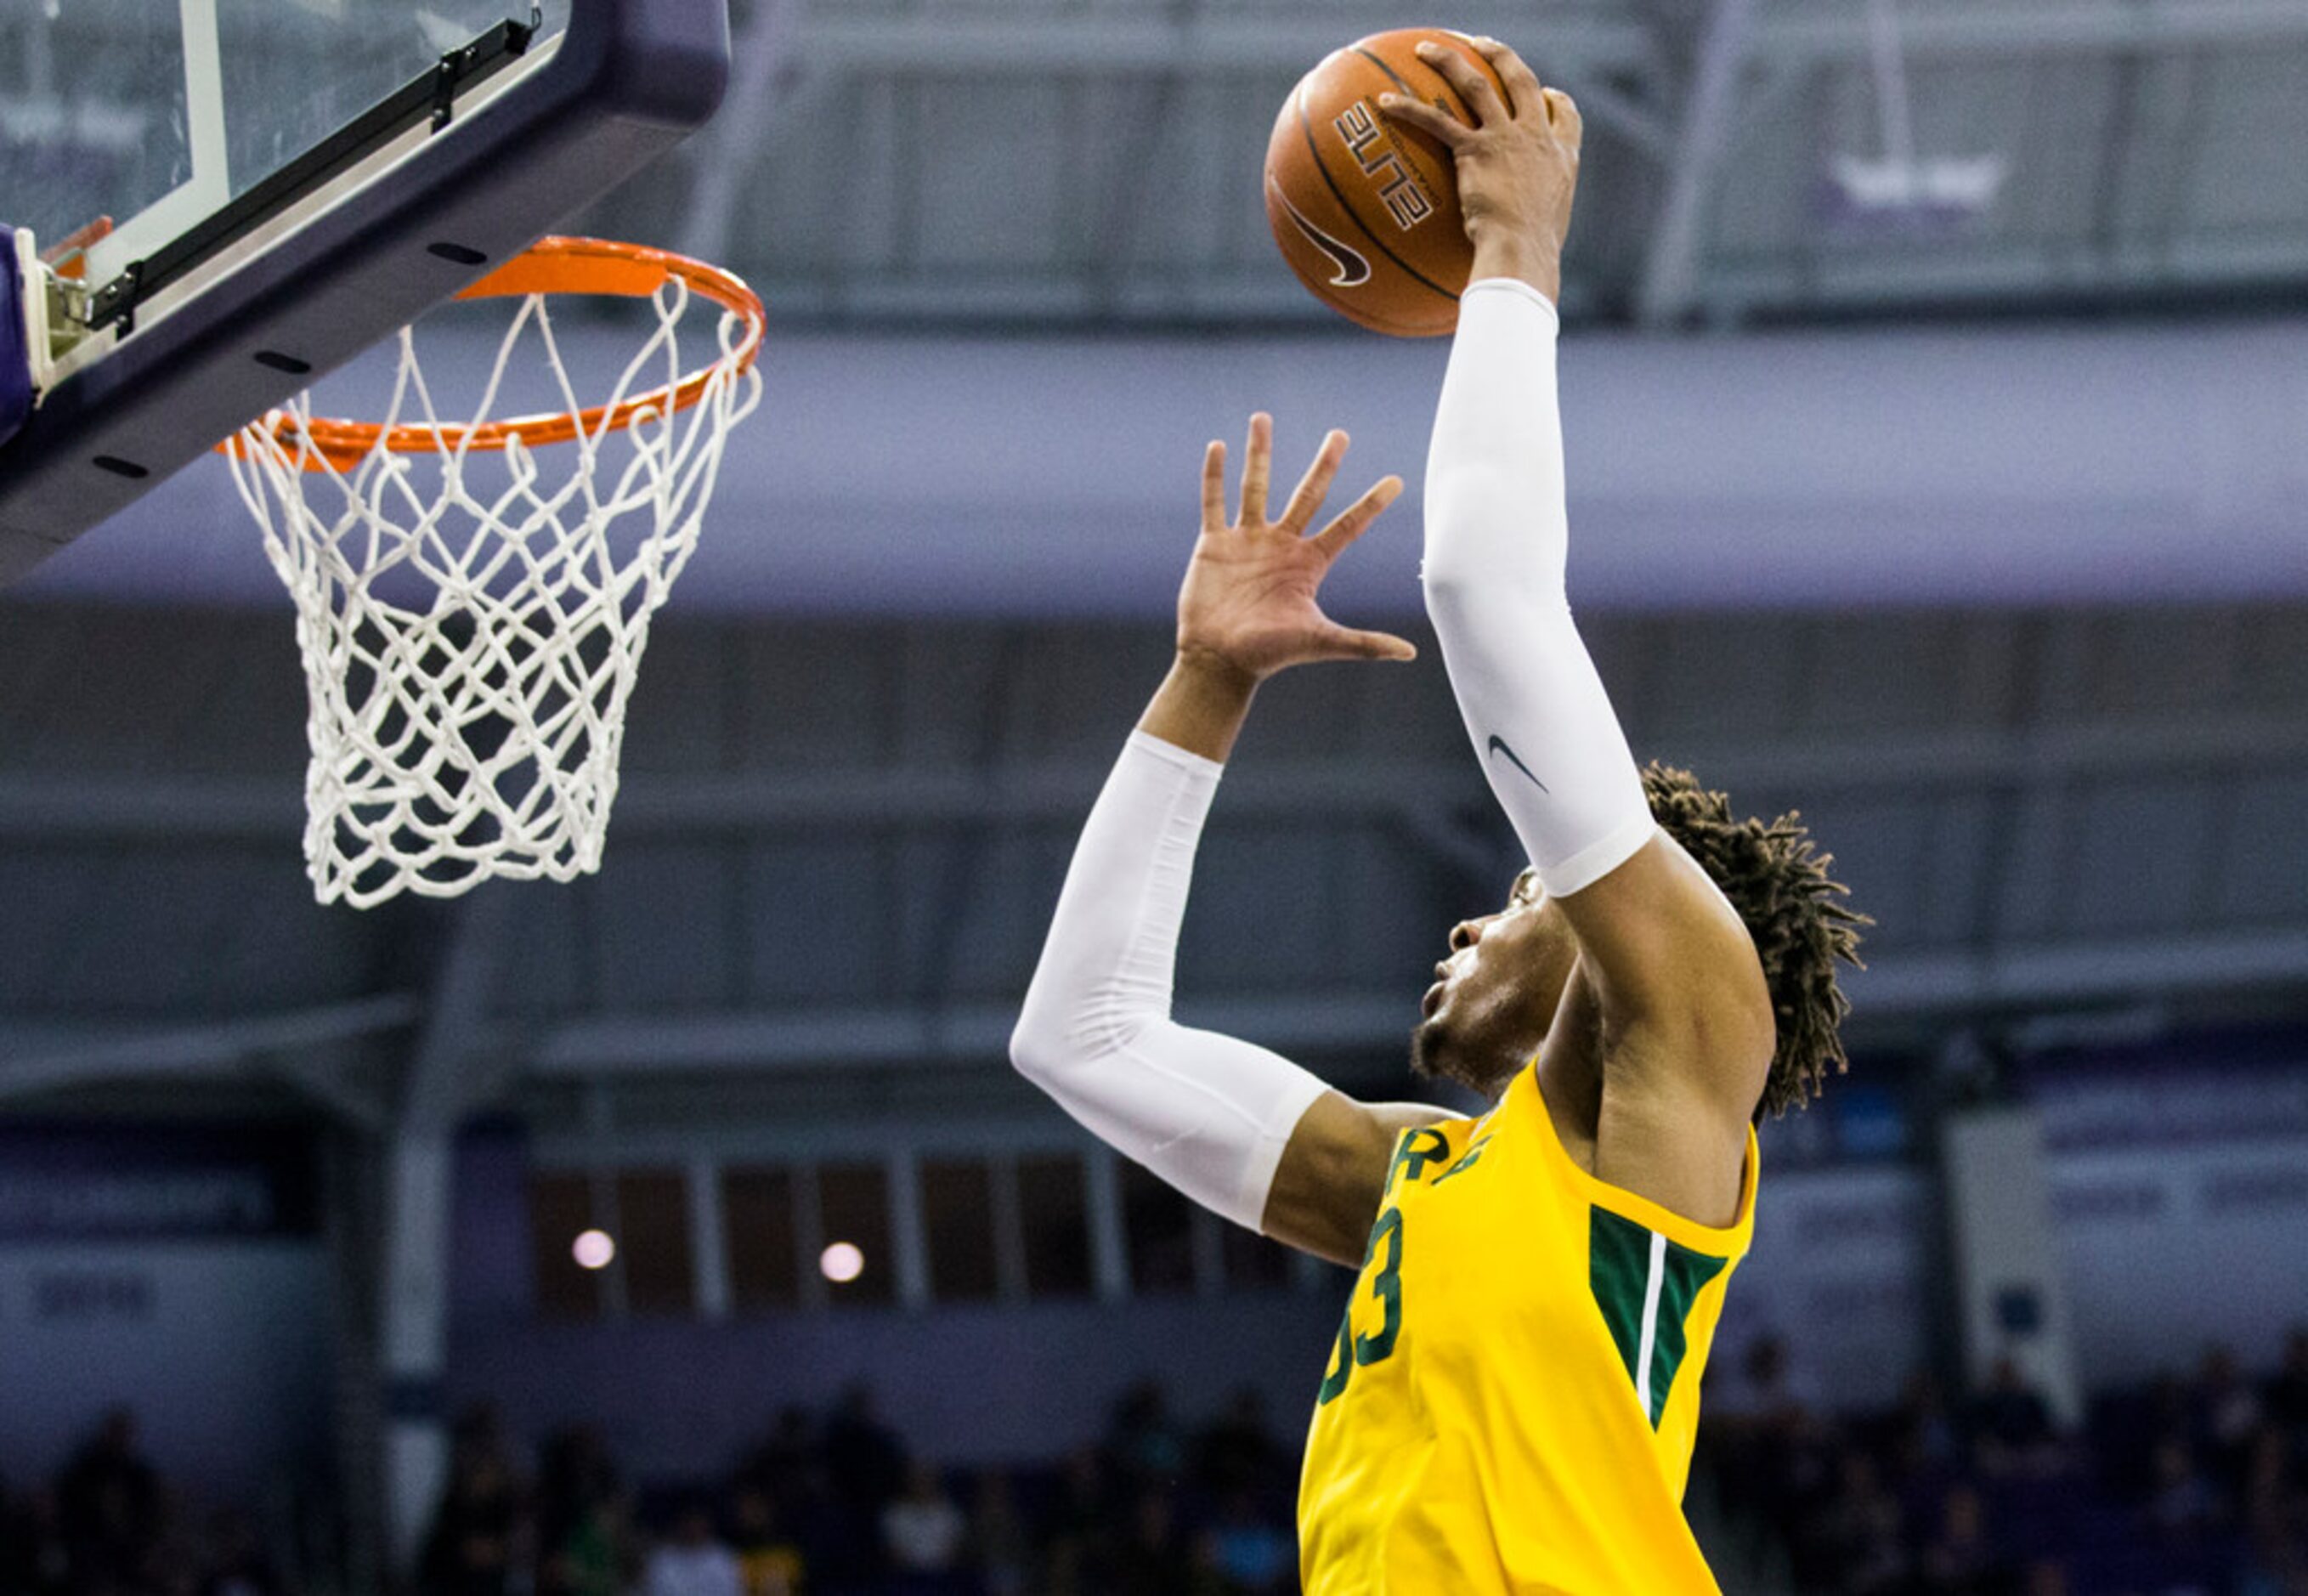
[449,1296,1344,1477]
[23,313,2308,615]
[0,228,31,453]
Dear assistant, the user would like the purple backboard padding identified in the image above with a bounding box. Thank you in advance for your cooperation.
[0,229,29,455]
[0,0,730,589]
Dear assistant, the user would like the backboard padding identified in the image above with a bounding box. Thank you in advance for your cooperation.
[2,231,31,453]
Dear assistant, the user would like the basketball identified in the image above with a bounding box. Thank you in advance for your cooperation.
[1264,29,1510,337]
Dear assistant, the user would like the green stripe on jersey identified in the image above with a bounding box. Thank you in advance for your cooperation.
[1588,1208,1652,1394]
[1589,1208,1729,1429]
[1648,1242,1728,1422]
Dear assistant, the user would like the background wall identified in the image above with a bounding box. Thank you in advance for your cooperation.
[0,1126,334,1496]
[6,0,2308,1588]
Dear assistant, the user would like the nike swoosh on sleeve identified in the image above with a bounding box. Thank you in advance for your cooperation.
[1485,735,1550,793]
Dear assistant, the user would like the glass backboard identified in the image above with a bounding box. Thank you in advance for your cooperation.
[6,1,571,290]
[0,0,729,586]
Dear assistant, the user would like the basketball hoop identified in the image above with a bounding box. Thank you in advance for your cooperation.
[224,235,765,908]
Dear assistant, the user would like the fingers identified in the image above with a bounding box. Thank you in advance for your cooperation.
[1541,86,1582,149]
[1416,37,1508,129]
[1200,439,1227,534]
[1277,429,1348,536]
[1377,92,1469,150]
[1310,474,1404,562]
[1468,34,1545,120]
[1237,412,1273,528]
[1320,623,1419,665]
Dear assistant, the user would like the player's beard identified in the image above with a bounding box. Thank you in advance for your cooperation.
[1408,1013,1520,1101]
[1408,931,1576,1101]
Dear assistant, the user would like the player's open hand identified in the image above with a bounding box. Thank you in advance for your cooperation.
[1379,37,1581,301]
[1174,413,1415,685]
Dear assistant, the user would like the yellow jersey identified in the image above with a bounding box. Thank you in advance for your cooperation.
[1298,1061,1758,1594]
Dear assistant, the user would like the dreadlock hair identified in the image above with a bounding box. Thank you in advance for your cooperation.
[1639,761,1870,1119]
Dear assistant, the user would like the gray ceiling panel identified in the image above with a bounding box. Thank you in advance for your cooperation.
[550,0,2308,329]
[939,829,1076,999]
[2072,611,2250,718]
[1338,819,1471,987]
[1775,793,1935,956]
[3,602,2303,1109]
[1643,614,1807,744]
[586,844,746,1010]
[0,845,365,1016]
[2187,50,2308,233]
[734,627,902,773]
[2065,776,2224,936]
[1916,790,1999,948]
[2216,773,2308,925]
[744,836,898,1005]
[914,81,1074,271]
[2237,610,2308,714]
[6,0,2299,332]
[1790,614,1989,737]
[616,625,751,777]
[1179,823,1339,993]
[495,886,590,1018]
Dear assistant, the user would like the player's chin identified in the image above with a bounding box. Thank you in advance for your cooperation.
[1408,1018,1444,1082]
[1409,1018,1512,1100]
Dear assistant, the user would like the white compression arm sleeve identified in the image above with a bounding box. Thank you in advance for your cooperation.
[1010,730,1330,1234]
[1423,278,1656,897]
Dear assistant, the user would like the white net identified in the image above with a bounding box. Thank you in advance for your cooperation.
[227,272,762,908]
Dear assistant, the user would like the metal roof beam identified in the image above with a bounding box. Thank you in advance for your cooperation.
[786,4,2308,95]
[798,12,1658,75]
[676,0,809,267]
[532,993,1425,1075]
[792,10,1677,159]
[523,925,2308,1075]
[1850,931,2308,1016]
[401,895,515,1131]
[1756,0,2308,59]
[8,943,2296,1092]
[1712,231,2308,310]
[0,774,293,840]
[0,994,421,1102]
[1,715,2300,839]
[1638,0,1758,330]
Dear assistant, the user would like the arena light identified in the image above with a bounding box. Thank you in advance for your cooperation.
[1829,154,2005,212]
[1824,0,2005,232]
[819,1241,865,1283]
[572,1229,616,1271]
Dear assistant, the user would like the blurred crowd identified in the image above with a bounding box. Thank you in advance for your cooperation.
[1701,1328,2308,1595]
[416,1332,2308,1596]
[0,1410,283,1596]
[5,1328,2305,1596]
[420,1381,1293,1596]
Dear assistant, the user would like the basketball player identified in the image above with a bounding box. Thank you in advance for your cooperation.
[1010,37,1864,1593]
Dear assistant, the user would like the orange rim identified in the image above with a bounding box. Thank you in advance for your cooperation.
[229,236,764,469]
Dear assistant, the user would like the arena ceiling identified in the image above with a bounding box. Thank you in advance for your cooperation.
[7,0,2305,334]
[4,602,2306,1126]
[582,0,2308,330]
[5,0,2306,1118]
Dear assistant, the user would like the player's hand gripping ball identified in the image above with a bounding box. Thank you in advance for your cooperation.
[1264,28,1512,337]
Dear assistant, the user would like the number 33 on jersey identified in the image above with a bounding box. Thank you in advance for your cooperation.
[1315,1123,1479,1403]
[1298,1064,1761,1594]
